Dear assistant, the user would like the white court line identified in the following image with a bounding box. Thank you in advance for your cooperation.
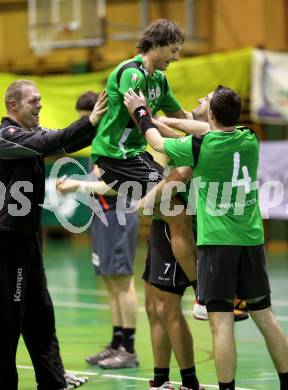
[16,365,254,390]
[49,286,288,307]
[51,299,288,321]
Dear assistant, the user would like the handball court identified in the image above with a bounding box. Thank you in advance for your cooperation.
[17,237,288,390]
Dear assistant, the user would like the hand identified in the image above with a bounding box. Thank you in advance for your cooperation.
[124,88,147,116]
[56,176,80,193]
[89,91,108,126]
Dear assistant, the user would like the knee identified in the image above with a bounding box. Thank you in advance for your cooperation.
[155,301,173,323]
[206,300,234,335]
[145,295,156,319]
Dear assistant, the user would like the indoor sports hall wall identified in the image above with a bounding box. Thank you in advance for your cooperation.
[0,0,287,74]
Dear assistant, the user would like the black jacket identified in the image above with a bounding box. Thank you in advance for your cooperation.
[0,116,96,233]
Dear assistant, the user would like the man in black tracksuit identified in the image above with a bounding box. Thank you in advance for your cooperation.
[0,79,106,390]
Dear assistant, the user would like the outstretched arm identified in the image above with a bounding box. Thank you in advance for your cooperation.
[0,91,107,159]
[124,89,205,153]
[157,116,209,135]
[56,177,117,196]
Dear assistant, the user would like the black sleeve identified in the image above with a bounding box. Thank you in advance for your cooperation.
[0,117,96,159]
[191,135,204,168]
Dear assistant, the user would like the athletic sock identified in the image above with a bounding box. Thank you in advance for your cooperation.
[122,328,136,353]
[219,380,235,389]
[279,372,288,389]
[180,366,199,389]
[153,367,170,386]
[111,326,123,350]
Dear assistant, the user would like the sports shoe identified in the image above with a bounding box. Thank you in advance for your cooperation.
[193,300,249,322]
[98,346,139,369]
[85,344,119,365]
[193,300,208,320]
[149,380,175,389]
[233,299,249,322]
[64,372,88,388]
[179,385,205,390]
[233,308,249,322]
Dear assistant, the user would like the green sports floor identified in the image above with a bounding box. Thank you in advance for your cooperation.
[17,237,288,390]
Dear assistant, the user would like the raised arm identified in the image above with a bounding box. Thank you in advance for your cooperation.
[0,92,107,159]
[152,118,182,139]
[157,116,210,135]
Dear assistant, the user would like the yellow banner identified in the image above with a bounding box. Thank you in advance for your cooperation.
[0,47,252,156]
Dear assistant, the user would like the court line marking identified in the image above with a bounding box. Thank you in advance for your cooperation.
[16,365,254,390]
[49,286,288,307]
[50,299,288,321]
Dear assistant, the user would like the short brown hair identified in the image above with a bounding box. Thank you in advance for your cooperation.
[75,91,99,111]
[5,79,36,111]
[136,19,184,54]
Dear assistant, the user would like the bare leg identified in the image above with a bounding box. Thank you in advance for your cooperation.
[155,203,197,282]
[250,307,288,373]
[208,312,236,383]
[102,277,123,327]
[151,284,195,369]
[108,275,138,328]
[145,283,172,367]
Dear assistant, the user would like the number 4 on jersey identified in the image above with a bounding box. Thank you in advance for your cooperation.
[231,152,252,194]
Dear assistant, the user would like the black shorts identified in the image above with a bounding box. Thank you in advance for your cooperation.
[142,219,192,296]
[97,152,164,197]
[197,244,271,304]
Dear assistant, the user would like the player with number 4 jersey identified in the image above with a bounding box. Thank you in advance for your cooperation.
[164,126,264,246]
[124,85,288,390]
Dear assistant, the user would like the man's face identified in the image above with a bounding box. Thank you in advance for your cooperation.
[13,85,42,129]
[192,91,213,122]
[149,43,182,71]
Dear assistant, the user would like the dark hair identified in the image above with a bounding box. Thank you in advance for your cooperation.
[210,85,241,126]
[136,19,184,54]
[75,91,99,111]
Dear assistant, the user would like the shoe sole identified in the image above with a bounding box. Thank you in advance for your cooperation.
[85,358,101,365]
[193,314,208,321]
[99,361,139,369]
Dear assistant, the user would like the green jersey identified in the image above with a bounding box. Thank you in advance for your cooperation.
[164,127,264,246]
[91,54,181,161]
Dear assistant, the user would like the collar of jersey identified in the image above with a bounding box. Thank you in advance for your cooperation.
[134,54,152,77]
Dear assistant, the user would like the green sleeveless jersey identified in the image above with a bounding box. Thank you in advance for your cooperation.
[91,54,181,161]
[164,128,264,246]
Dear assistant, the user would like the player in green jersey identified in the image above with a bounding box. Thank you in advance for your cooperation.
[124,85,288,390]
[91,19,198,288]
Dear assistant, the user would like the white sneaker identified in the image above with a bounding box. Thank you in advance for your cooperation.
[64,372,88,388]
[192,300,208,320]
